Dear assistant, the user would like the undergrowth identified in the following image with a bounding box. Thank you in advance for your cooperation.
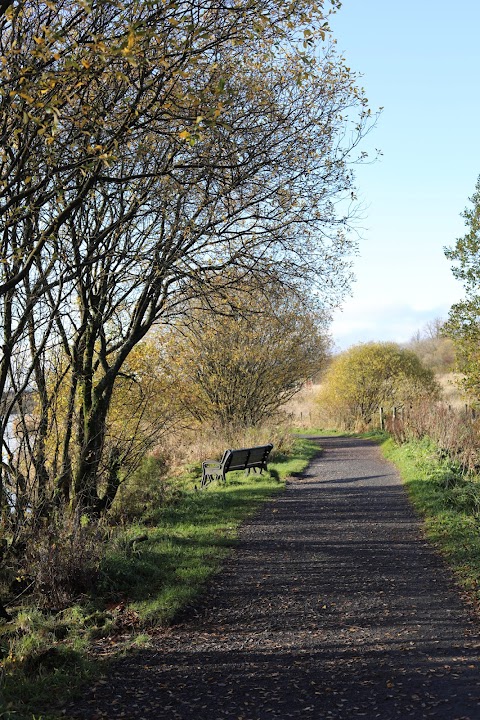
[0,437,319,720]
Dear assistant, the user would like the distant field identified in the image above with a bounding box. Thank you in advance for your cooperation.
[282,383,321,427]
[284,372,468,430]
[437,372,467,408]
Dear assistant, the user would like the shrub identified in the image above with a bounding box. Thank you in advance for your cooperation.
[110,454,170,521]
[21,514,105,609]
[317,342,440,430]
[394,400,480,474]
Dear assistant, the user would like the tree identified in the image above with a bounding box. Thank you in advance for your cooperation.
[317,342,439,429]
[407,318,455,373]
[159,289,331,430]
[445,176,480,399]
[1,0,376,519]
[38,341,184,515]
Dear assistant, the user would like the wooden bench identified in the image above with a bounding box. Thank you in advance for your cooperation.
[201,443,273,487]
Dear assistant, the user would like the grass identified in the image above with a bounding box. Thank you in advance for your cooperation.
[381,435,480,604]
[10,428,480,717]
[0,437,320,720]
[102,437,320,626]
[292,426,346,436]
[297,428,480,609]
[293,426,389,443]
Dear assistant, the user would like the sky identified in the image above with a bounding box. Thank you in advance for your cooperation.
[327,0,480,350]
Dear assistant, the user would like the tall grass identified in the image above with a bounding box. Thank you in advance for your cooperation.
[389,400,480,473]
[110,418,297,521]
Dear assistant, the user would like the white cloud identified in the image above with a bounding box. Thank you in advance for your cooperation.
[331,300,454,351]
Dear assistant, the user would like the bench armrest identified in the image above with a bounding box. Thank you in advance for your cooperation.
[202,460,221,469]
[201,459,225,487]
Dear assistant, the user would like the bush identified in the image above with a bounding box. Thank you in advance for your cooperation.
[393,400,480,474]
[317,342,440,430]
[110,454,171,521]
[21,514,105,609]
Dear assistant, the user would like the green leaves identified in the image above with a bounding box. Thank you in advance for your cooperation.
[318,342,440,429]
[444,175,480,398]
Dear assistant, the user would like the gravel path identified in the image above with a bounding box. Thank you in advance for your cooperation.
[66,436,480,719]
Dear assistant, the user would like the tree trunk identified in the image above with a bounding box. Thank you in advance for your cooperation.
[74,408,106,516]
[73,381,117,517]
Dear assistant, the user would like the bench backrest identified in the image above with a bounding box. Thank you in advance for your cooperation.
[223,444,273,472]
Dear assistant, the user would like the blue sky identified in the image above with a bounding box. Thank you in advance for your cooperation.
[328,0,480,349]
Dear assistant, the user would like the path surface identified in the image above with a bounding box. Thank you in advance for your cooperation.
[67,436,480,719]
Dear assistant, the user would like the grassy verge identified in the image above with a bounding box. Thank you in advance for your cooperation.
[292,427,346,436]
[293,427,389,443]
[0,437,320,720]
[381,436,480,604]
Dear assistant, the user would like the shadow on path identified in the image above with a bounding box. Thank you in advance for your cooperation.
[65,436,480,719]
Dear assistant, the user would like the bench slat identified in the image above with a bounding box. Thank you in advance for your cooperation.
[225,449,251,471]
